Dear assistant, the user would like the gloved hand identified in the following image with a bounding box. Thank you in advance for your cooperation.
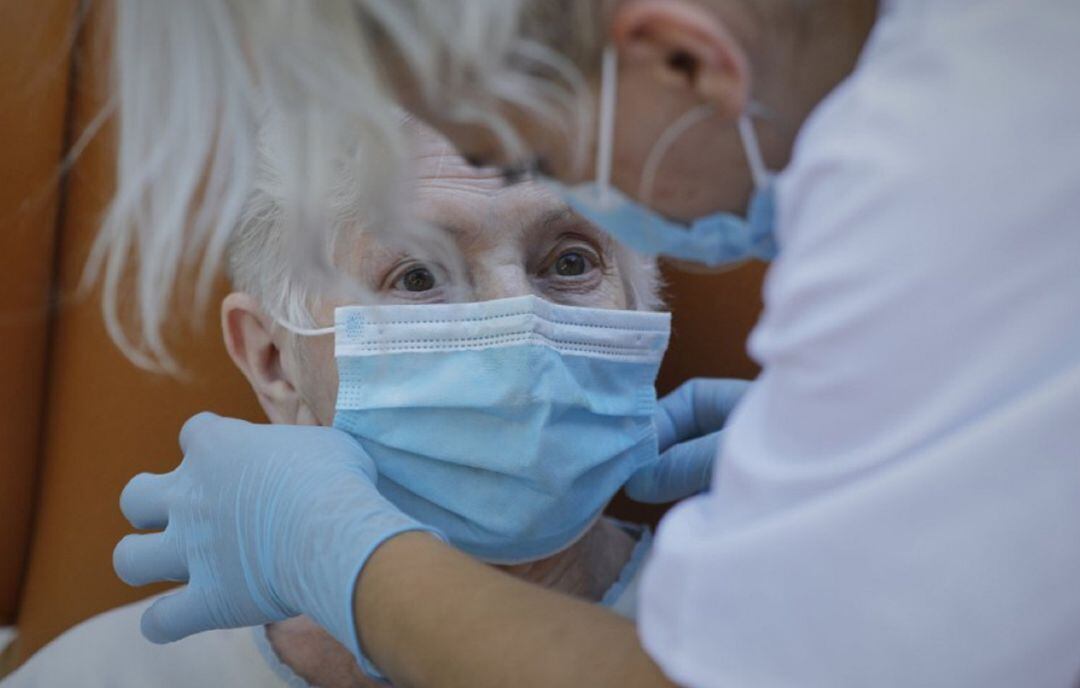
[113,412,440,675]
[624,378,751,503]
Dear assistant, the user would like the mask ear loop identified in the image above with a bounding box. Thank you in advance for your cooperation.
[637,105,775,276]
[276,321,336,337]
[737,112,769,190]
[638,104,716,210]
[595,45,618,208]
[636,103,716,262]
[594,45,766,274]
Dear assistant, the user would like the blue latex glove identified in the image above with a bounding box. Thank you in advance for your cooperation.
[113,412,440,675]
[624,378,751,503]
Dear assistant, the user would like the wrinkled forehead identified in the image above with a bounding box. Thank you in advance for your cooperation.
[335,119,579,270]
[402,118,564,229]
[406,118,508,194]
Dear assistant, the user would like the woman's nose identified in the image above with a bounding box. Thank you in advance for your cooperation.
[472,264,534,302]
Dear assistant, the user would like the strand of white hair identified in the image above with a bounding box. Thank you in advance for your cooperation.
[96,0,595,369]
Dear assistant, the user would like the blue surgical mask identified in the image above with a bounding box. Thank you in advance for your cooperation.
[558,176,777,267]
[288,296,670,564]
[549,46,779,267]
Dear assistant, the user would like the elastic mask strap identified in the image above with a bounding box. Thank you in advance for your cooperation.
[276,320,335,337]
[596,45,618,208]
[597,44,769,205]
[639,103,716,208]
[737,112,769,190]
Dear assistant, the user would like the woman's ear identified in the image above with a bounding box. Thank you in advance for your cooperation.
[611,0,750,119]
[221,292,310,425]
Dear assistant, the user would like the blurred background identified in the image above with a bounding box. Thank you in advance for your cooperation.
[0,0,764,676]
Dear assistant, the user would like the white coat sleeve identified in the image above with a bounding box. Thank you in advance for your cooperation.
[638,2,1080,686]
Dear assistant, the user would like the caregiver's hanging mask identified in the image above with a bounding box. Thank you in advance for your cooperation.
[549,46,779,267]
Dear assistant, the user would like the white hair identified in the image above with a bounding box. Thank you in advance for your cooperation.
[96,0,606,369]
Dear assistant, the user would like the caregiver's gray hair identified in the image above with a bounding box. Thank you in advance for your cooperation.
[93,0,608,369]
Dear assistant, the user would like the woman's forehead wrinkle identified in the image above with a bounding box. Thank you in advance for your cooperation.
[414,156,505,197]
[406,128,613,258]
[413,135,503,186]
[431,146,447,181]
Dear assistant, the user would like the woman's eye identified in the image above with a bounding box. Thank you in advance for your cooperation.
[553,251,591,277]
[398,266,437,292]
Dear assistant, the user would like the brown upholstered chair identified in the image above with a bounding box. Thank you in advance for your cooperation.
[0,2,763,675]
[1,3,267,671]
[1,0,84,671]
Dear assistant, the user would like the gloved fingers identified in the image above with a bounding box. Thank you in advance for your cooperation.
[120,471,173,530]
[688,378,750,435]
[656,378,750,450]
[113,532,188,586]
[656,378,711,450]
[654,398,680,453]
[178,411,223,453]
[140,587,211,644]
[626,430,722,504]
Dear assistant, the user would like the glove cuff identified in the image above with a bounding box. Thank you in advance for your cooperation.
[335,523,447,681]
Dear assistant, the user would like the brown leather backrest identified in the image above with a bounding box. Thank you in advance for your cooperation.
[6,3,765,667]
[0,0,79,627]
[8,3,265,665]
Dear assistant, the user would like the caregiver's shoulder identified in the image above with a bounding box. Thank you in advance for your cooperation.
[2,594,283,687]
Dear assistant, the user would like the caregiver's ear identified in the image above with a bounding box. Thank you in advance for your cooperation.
[611,0,750,118]
[221,292,311,425]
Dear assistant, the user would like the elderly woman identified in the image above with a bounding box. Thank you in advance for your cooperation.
[5,120,709,688]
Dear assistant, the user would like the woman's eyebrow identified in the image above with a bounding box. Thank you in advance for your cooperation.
[522,206,614,256]
[429,222,468,242]
[534,207,574,231]
[512,206,575,242]
[345,234,404,277]
[532,207,609,246]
